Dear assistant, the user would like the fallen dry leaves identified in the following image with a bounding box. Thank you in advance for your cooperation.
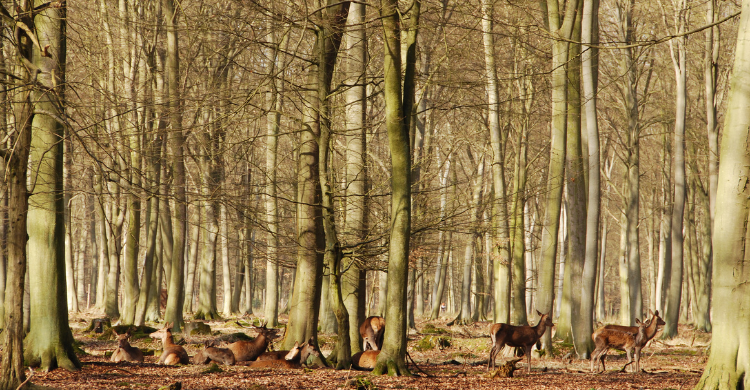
[30,315,706,390]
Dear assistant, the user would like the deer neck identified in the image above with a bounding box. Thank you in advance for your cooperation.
[644,317,658,340]
[534,317,548,337]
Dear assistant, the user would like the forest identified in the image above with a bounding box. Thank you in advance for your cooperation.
[1,0,750,389]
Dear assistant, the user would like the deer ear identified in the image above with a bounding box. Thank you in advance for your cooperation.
[536,310,542,316]
[636,318,641,325]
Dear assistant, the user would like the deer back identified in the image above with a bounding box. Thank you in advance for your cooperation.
[194,346,235,365]
[352,350,380,370]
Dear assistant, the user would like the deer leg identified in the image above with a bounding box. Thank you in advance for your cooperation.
[525,345,532,373]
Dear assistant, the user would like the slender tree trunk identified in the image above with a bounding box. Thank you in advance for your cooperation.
[663,0,690,338]
[0,7,34,384]
[163,0,187,331]
[579,0,600,357]
[429,157,451,320]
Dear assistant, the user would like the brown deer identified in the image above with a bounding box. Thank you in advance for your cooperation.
[111,328,144,363]
[488,310,554,373]
[193,341,235,365]
[351,350,380,370]
[590,318,649,373]
[256,337,318,363]
[149,323,190,365]
[247,340,320,369]
[599,310,665,342]
[228,321,280,362]
[360,316,385,351]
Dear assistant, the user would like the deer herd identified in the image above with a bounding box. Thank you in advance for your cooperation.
[111,310,664,375]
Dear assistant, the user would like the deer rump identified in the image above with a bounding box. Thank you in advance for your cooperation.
[360,316,385,351]
[193,346,235,365]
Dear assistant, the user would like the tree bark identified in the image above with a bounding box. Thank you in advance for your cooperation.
[373,0,419,376]
[694,2,750,386]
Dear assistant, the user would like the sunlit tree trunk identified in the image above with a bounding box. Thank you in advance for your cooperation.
[373,0,419,376]
[538,0,579,350]
[694,3,750,386]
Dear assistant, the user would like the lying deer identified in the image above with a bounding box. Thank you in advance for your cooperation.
[111,328,144,363]
[256,337,316,362]
[351,350,379,370]
[360,316,385,351]
[248,340,320,369]
[488,310,554,373]
[149,322,190,365]
[590,318,649,373]
[193,340,235,365]
[228,320,280,362]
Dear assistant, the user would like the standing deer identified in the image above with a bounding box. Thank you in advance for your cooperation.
[248,340,320,369]
[598,310,665,343]
[149,323,190,365]
[111,328,144,363]
[590,318,649,373]
[488,310,554,373]
[360,316,385,351]
[228,321,280,362]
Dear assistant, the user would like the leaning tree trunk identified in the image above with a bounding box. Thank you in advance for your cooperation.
[24,1,81,371]
[372,0,419,377]
[694,2,750,387]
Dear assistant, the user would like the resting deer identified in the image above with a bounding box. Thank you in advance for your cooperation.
[111,328,144,363]
[248,340,320,369]
[488,310,554,373]
[149,323,190,365]
[193,340,235,365]
[351,350,379,370]
[228,320,280,362]
[256,338,317,363]
[360,316,385,351]
[590,318,649,373]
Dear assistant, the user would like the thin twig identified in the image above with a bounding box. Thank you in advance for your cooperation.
[15,368,34,390]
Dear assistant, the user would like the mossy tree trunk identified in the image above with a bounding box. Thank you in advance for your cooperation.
[372,0,419,376]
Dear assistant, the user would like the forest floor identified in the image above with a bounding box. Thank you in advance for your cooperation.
[29,312,709,390]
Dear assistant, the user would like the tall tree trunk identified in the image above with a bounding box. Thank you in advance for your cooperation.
[663,0,690,339]
[163,0,187,331]
[342,0,368,353]
[429,156,451,320]
[579,0,600,357]
[373,0,419,376]
[538,0,579,350]
[482,0,512,324]
[0,5,34,384]
[24,0,81,370]
[694,2,750,386]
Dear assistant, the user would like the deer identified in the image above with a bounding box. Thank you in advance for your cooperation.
[193,340,236,365]
[488,310,554,373]
[598,310,665,343]
[149,323,190,365]
[360,316,385,351]
[228,320,281,362]
[247,340,320,369]
[110,328,144,363]
[590,317,649,373]
[351,350,380,370]
[256,337,317,362]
